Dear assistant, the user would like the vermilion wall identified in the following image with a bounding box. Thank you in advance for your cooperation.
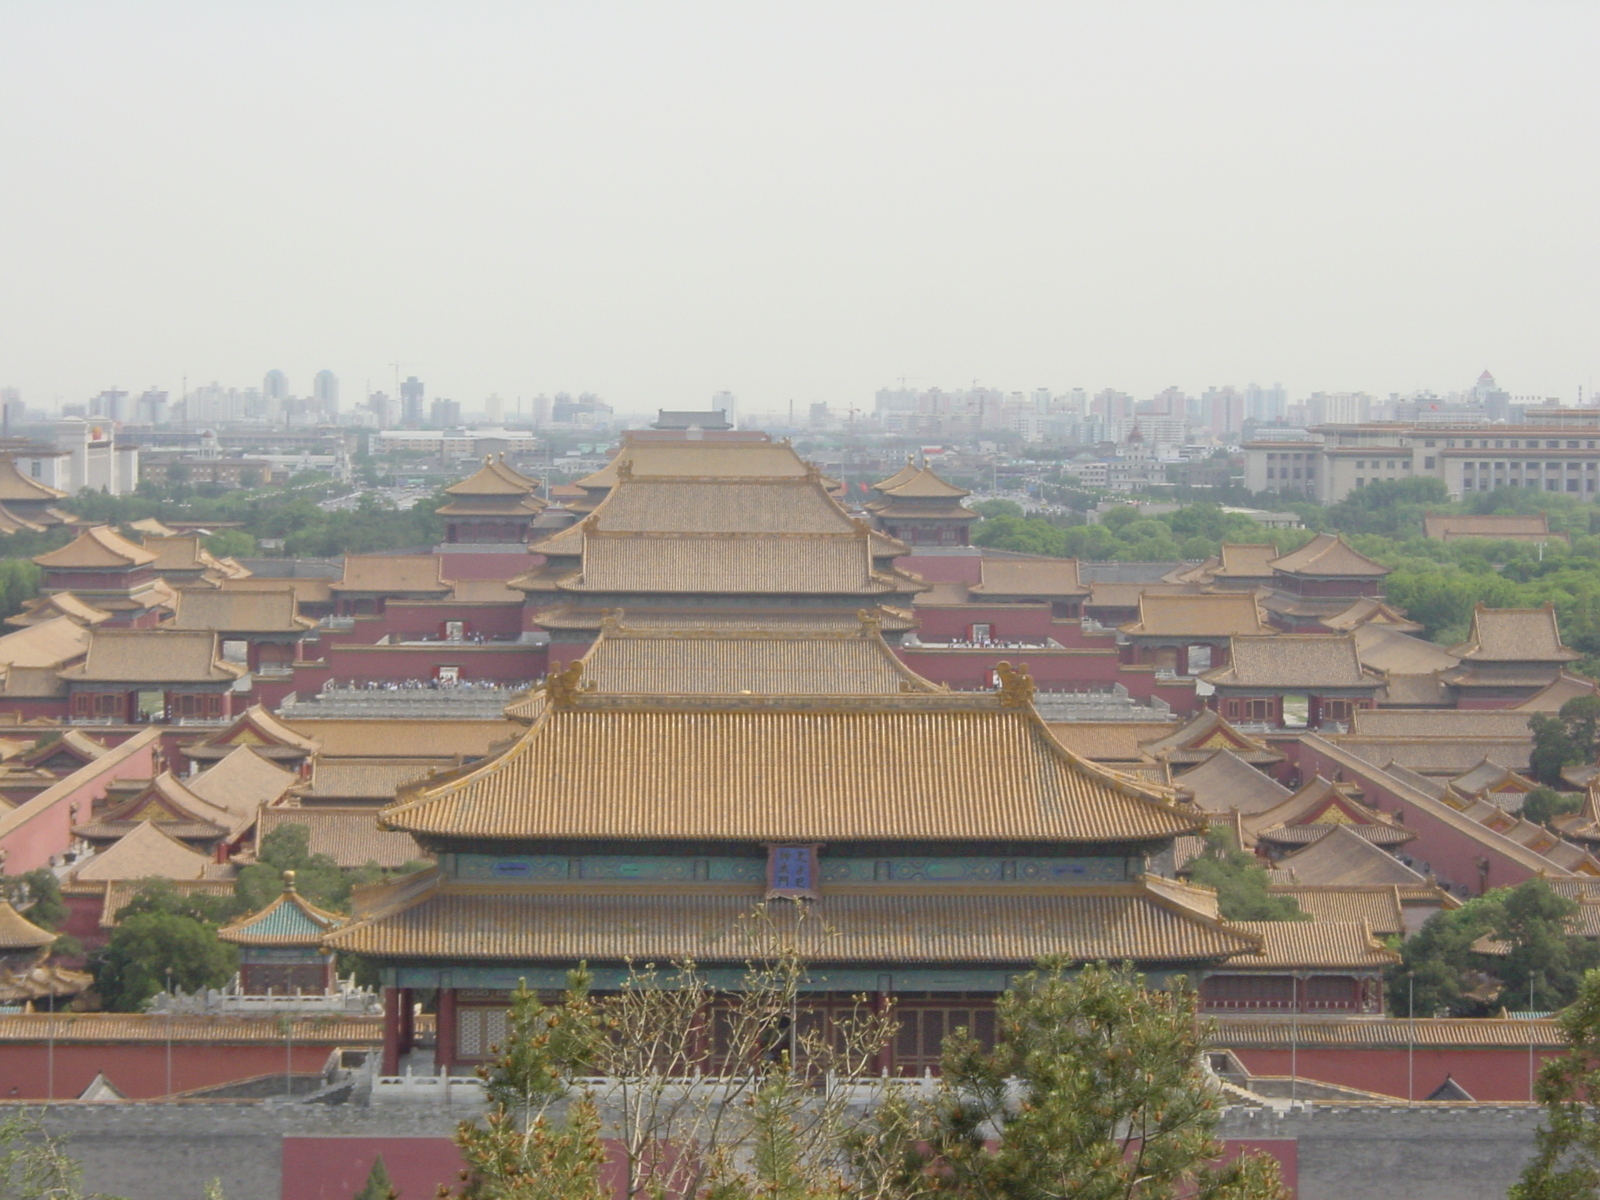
[1289,739,1542,893]
[1230,1046,1560,1103]
[436,550,542,579]
[374,601,527,640]
[0,1040,340,1100]
[0,733,158,873]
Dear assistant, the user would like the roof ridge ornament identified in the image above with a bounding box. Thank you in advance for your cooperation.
[545,661,586,708]
[994,660,1036,707]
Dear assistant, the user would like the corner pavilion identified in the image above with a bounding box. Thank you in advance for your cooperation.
[328,624,1266,1076]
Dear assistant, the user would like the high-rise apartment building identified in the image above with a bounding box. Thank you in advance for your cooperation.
[263,370,289,402]
[400,376,426,426]
[313,370,339,414]
[431,398,463,427]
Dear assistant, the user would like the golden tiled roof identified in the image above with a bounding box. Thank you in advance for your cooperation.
[280,718,513,759]
[332,555,451,593]
[1319,597,1423,633]
[970,557,1088,598]
[34,526,157,570]
[1120,593,1272,638]
[221,576,334,605]
[1348,708,1532,740]
[0,901,58,950]
[449,579,525,603]
[1273,824,1426,887]
[293,758,443,802]
[0,616,92,670]
[876,466,969,499]
[1136,709,1284,766]
[1201,635,1383,690]
[1267,885,1406,935]
[256,806,427,868]
[169,588,314,633]
[58,629,246,683]
[187,746,298,823]
[1450,603,1579,664]
[1209,543,1279,578]
[0,454,69,503]
[381,690,1202,844]
[139,534,224,575]
[587,478,863,536]
[70,820,215,883]
[1352,623,1459,675]
[324,879,1262,964]
[4,592,113,629]
[871,459,920,491]
[1046,721,1167,764]
[1516,672,1600,713]
[566,620,942,696]
[1085,581,1197,611]
[1209,1015,1562,1050]
[1227,919,1400,970]
[1268,533,1390,578]
[184,704,323,759]
[74,770,234,841]
[1423,514,1558,541]
[0,503,46,535]
[1172,749,1291,815]
[127,518,178,537]
[560,533,916,597]
[0,1013,390,1044]
[443,456,544,498]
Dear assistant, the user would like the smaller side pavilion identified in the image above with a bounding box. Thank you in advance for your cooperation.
[436,455,546,546]
[865,464,977,547]
[218,871,342,995]
[1443,604,1581,708]
[1261,534,1391,633]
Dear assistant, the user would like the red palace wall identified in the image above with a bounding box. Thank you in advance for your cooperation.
[376,602,527,640]
[1288,739,1544,893]
[1230,1046,1560,1104]
[0,1040,340,1101]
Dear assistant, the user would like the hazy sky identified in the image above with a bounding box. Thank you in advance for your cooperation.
[2,2,1597,414]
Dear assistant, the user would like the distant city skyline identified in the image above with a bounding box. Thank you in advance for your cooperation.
[2,5,1595,410]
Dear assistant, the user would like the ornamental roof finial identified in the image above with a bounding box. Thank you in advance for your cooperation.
[994,661,1036,708]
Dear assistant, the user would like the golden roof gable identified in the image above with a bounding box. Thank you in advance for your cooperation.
[35,526,157,570]
[0,454,69,503]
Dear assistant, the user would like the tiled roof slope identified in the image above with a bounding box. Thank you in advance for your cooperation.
[256,807,426,868]
[0,617,92,669]
[186,746,298,822]
[0,455,68,502]
[1268,885,1405,935]
[1120,593,1272,638]
[1202,635,1382,689]
[1228,919,1400,970]
[970,557,1088,598]
[1171,749,1291,815]
[381,691,1203,845]
[1349,708,1533,739]
[169,588,314,633]
[571,622,941,695]
[0,900,58,949]
[333,555,451,593]
[59,629,245,683]
[1450,604,1579,663]
[34,526,157,569]
[1272,824,1426,886]
[325,880,1262,964]
[1269,533,1390,578]
[875,465,970,499]
[70,820,214,882]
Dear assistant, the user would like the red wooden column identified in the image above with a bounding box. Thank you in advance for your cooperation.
[436,988,457,1074]
[381,987,402,1076]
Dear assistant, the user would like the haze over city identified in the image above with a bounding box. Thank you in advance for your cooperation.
[3,2,1597,411]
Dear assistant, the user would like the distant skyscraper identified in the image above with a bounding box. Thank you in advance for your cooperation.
[313,370,339,414]
[483,394,505,424]
[263,370,289,402]
[367,391,395,429]
[400,376,425,426]
[431,398,462,427]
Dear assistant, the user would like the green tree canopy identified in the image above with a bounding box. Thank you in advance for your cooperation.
[91,910,237,1011]
[1185,828,1308,922]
